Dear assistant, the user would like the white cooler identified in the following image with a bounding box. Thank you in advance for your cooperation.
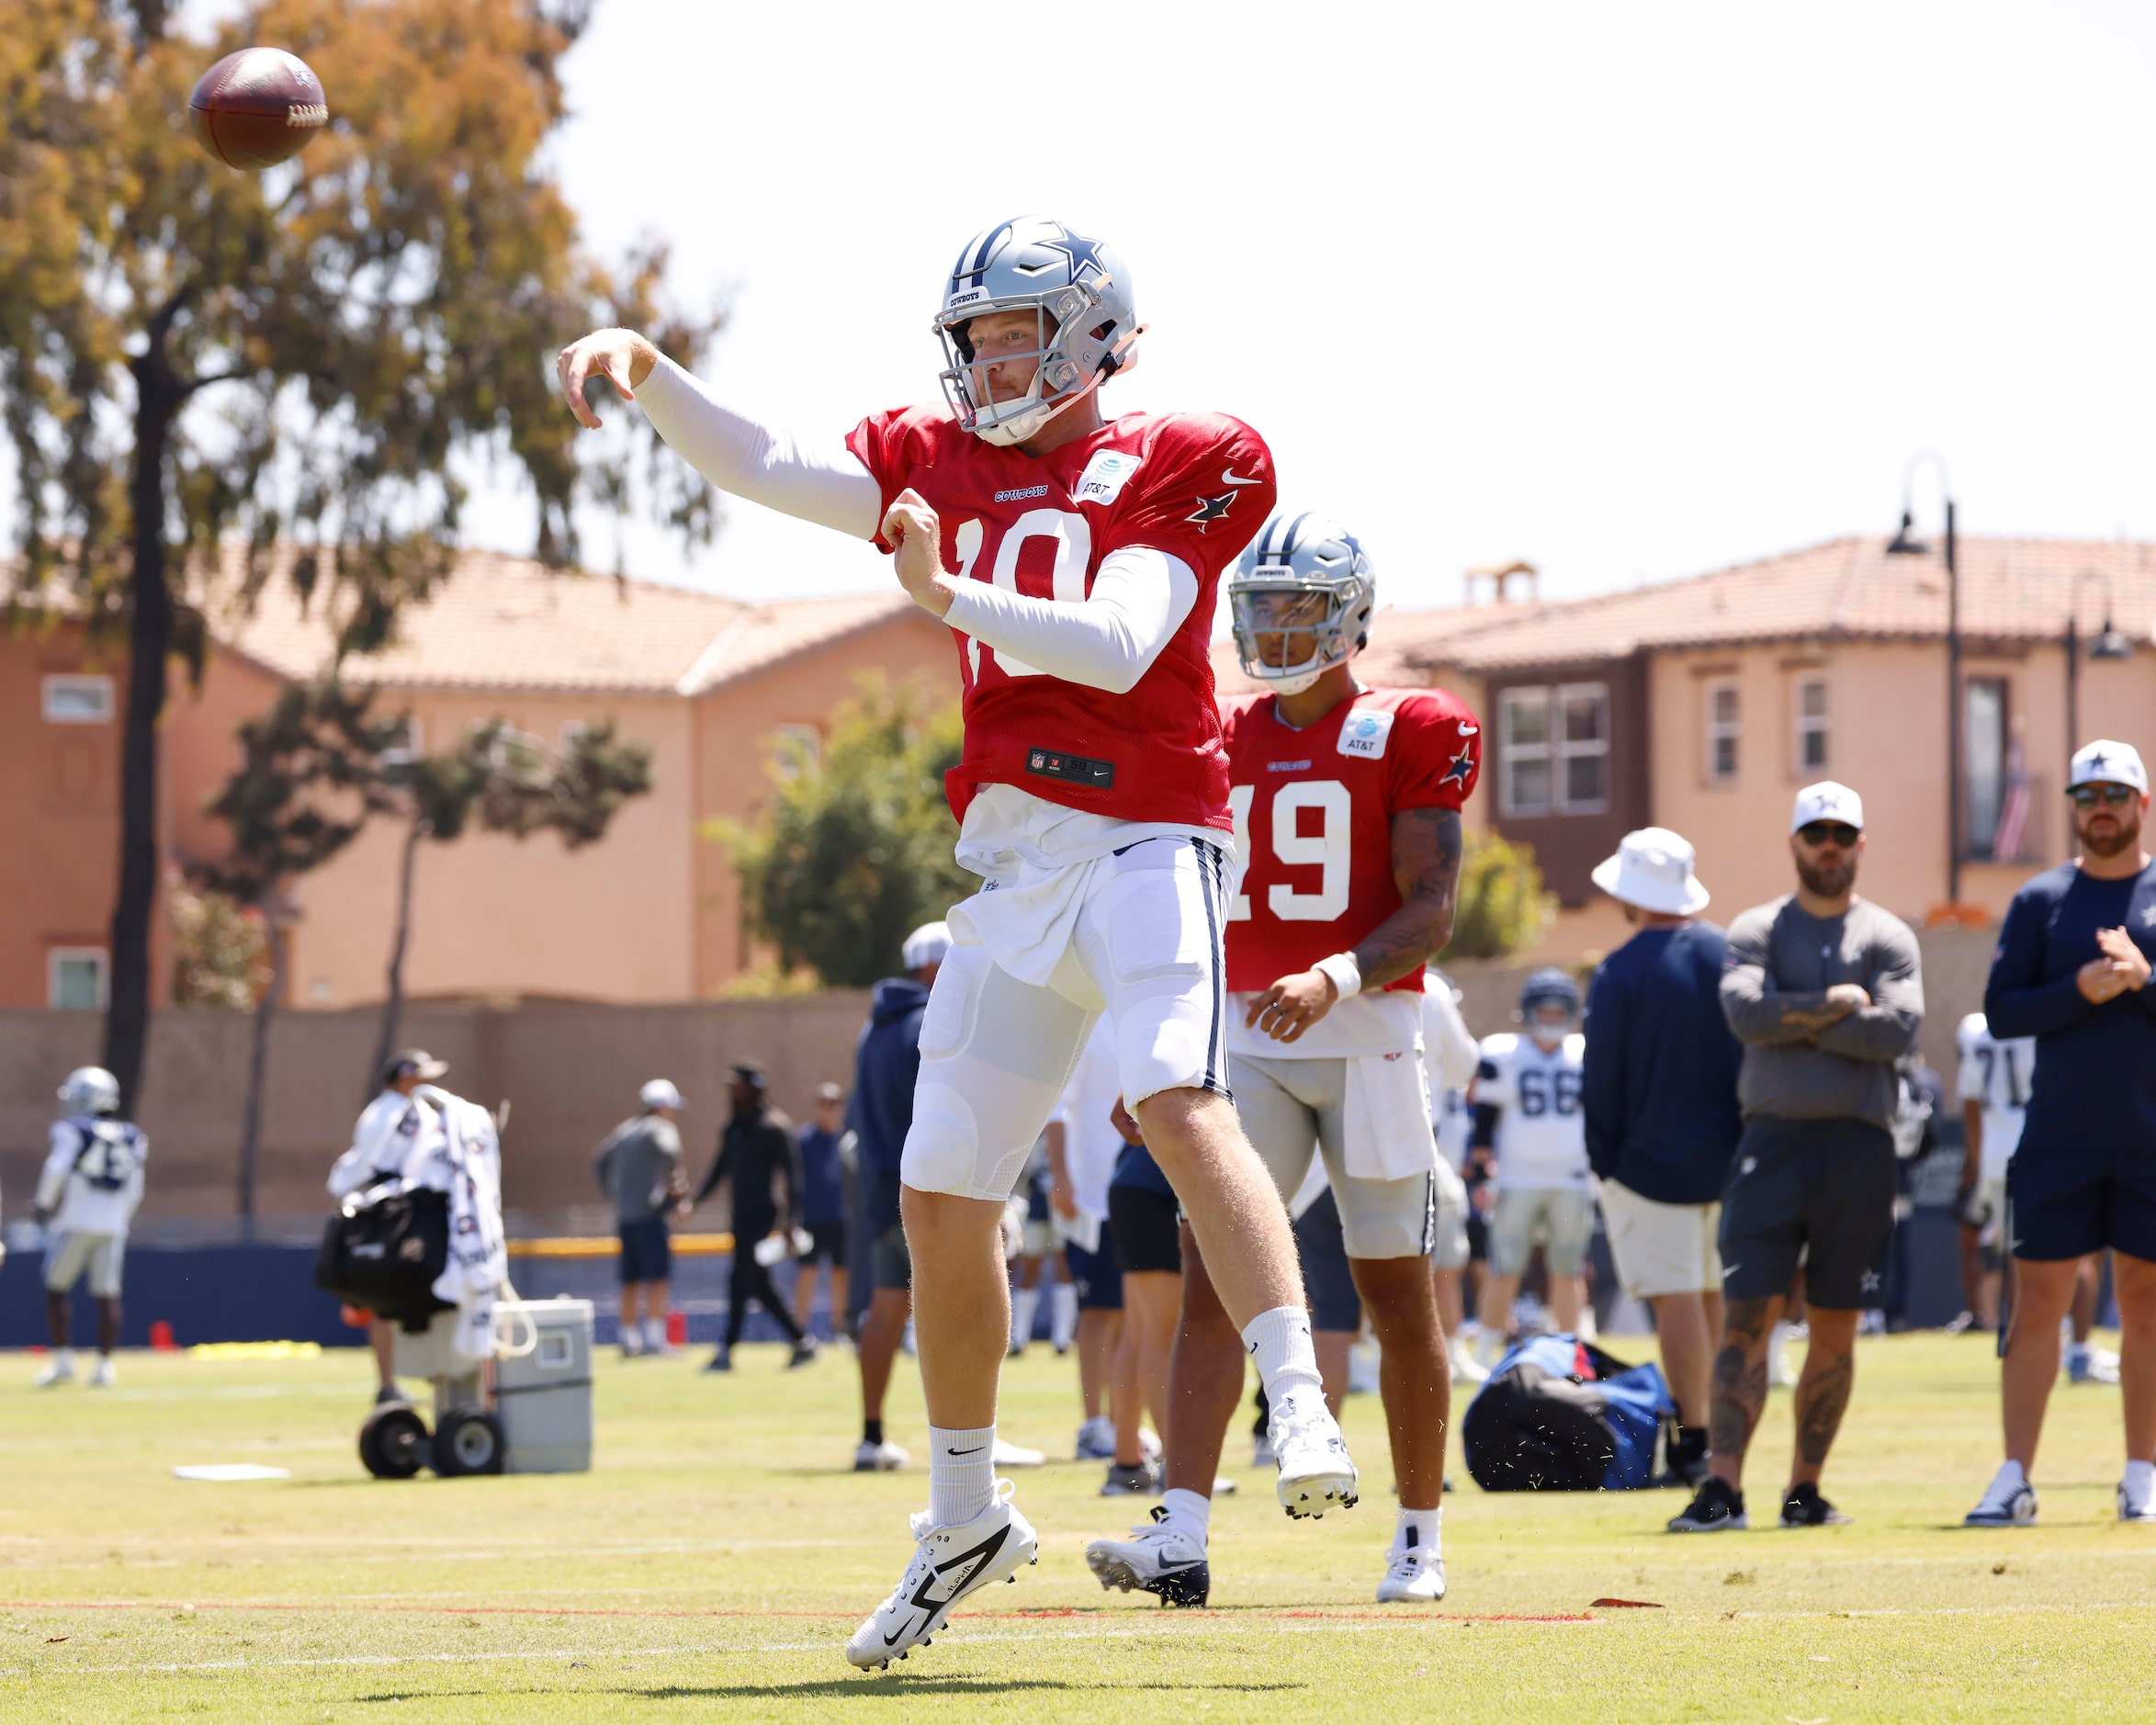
[493,1297,594,1474]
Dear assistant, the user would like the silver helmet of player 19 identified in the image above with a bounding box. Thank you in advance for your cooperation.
[1228,512,1378,696]
[933,216,1141,446]
[58,1065,120,1116]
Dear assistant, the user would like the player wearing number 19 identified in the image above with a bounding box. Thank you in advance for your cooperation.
[1086,512,1479,1609]
[559,218,1356,1671]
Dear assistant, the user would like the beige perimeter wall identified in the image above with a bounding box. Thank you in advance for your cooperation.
[1,925,1996,1233]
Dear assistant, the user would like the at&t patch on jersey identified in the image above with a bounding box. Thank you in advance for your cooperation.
[1073,449,1144,506]
[1337,708,1396,761]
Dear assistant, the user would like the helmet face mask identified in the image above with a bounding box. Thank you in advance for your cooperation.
[1229,513,1377,696]
[933,217,1139,446]
[1516,968,1582,1047]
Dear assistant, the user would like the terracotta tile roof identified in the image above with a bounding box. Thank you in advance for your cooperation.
[206,548,918,696]
[1403,536,2156,674]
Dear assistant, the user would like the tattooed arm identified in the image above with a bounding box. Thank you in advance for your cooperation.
[1244,807,1464,1044]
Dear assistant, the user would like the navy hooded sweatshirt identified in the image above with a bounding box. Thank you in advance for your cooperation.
[852,976,930,1235]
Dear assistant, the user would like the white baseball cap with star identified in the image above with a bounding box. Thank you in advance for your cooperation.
[2068,738,2149,795]
[1791,781,1865,835]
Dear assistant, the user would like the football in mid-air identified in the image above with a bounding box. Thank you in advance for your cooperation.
[187,48,328,171]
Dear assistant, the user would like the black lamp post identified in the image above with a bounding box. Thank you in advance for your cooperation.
[1885,454,1958,904]
[2065,568,2134,851]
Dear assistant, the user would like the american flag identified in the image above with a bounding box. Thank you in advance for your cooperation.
[1992,740,2030,862]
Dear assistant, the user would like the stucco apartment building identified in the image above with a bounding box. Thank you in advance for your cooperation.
[0,553,957,1011]
[1308,534,2156,959]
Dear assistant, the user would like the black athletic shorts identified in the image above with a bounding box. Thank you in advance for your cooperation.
[1293,1188,1363,1334]
[871,1222,911,1292]
[617,1216,671,1285]
[1109,1182,1182,1275]
[796,1218,845,1267]
[2009,1146,2156,1263]
[1718,1115,1897,1311]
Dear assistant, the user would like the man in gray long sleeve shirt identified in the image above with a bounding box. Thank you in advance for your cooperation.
[1669,782,1923,1536]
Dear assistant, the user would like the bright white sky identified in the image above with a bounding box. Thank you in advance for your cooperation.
[152,2,2156,618]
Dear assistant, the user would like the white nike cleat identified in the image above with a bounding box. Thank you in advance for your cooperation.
[1085,1505,1210,1607]
[1375,1540,1447,1603]
[844,1481,1037,1669]
[1963,1466,2038,1528]
[990,1438,1044,1469]
[87,1357,116,1389]
[34,1354,73,1389]
[2120,1480,2156,1524]
[853,1439,911,1472]
[1269,1388,1359,1518]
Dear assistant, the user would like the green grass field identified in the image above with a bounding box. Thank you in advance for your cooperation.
[2,1332,2150,1721]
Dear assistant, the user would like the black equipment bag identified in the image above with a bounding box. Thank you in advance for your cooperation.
[314,1185,454,1328]
[1462,1336,1619,1492]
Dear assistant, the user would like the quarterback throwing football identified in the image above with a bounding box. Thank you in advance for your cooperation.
[559,218,1352,1665]
[1087,513,1479,1607]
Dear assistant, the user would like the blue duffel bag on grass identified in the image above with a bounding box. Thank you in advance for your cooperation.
[1462,1334,1676,1491]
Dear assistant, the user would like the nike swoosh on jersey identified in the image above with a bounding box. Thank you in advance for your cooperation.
[1220,467,1263,487]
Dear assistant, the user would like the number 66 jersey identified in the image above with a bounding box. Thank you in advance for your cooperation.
[1223,685,1481,1059]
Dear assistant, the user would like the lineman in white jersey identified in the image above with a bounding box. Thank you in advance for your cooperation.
[1421,965,1484,1383]
[1473,971,1592,1353]
[1956,1012,2033,1333]
[34,1066,146,1388]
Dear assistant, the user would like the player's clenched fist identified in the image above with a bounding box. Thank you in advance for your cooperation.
[882,489,954,618]
[556,328,659,430]
[1245,967,1340,1044]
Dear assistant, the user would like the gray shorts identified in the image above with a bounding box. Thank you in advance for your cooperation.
[44,1231,126,1299]
[1430,1159,1471,1273]
[1488,1187,1594,1279]
[1230,1051,1435,1260]
[871,1223,912,1293]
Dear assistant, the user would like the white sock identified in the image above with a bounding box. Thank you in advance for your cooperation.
[1242,1306,1326,1409]
[643,1316,668,1348]
[2126,1460,2155,1504]
[1011,1287,1041,1350]
[1991,1459,2026,1491]
[1050,1282,1078,1351]
[927,1426,997,1528]
[1160,1486,1212,1547]
[1396,1505,1442,1558]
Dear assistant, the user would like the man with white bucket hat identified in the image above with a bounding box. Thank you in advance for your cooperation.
[1582,829,1744,1488]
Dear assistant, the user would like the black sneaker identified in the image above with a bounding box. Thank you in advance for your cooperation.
[373,1385,409,1407]
[1667,1476,1748,1532]
[788,1337,819,1369]
[1780,1483,1852,1528]
[704,1347,733,1373]
[1652,1429,1711,1489]
[1099,1461,1157,1496]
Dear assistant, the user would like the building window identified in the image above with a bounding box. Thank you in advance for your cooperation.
[1966,678,2008,858]
[1795,677,1829,773]
[1499,682,1609,817]
[42,674,114,724]
[379,716,424,766]
[1705,681,1740,784]
[773,724,821,782]
[49,948,108,1010]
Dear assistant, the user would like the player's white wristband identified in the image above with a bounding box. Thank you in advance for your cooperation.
[1315,952,1362,1001]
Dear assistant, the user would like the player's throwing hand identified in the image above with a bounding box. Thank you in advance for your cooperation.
[1244,967,1339,1044]
[555,328,659,430]
[881,489,954,617]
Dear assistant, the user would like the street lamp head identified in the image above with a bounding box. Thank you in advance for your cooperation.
[2091,619,2134,661]
[1885,510,1927,556]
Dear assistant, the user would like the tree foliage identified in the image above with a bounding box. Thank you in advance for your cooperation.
[0,0,716,1106]
[168,881,267,1009]
[1439,829,1558,962]
[726,680,976,990]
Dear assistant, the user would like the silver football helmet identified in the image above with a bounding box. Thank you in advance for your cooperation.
[58,1065,120,1117]
[933,216,1141,446]
[1228,512,1377,695]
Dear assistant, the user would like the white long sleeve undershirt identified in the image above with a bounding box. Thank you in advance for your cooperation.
[634,353,883,539]
[942,547,1197,693]
[634,352,1196,691]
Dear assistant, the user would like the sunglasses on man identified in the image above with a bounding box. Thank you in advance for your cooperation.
[2070,784,2138,810]
[1797,821,1861,848]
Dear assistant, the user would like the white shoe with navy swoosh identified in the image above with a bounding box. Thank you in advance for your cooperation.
[844,1480,1037,1670]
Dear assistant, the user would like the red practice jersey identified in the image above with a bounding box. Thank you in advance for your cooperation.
[847,406,1277,830]
[1222,686,1482,994]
